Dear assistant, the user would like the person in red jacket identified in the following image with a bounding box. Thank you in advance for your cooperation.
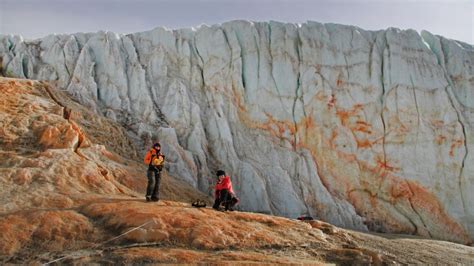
[213,170,239,211]
[143,142,165,202]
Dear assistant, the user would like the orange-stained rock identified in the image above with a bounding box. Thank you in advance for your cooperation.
[0,78,209,257]
[77,199,324,250]
[108,247,324,265]
[39,124,79,149]
[0,210,95,256]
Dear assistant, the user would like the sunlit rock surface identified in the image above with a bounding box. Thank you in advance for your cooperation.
[1,20,473,243]
[0,78,208,260]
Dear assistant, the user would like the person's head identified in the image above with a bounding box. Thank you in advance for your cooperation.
[152,142,161,151]
[216,170,226,181]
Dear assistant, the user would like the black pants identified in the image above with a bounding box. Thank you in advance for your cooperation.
[146,168,161,200]
[213,189,238,210]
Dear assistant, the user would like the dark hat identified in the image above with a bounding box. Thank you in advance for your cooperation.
[216,170,226,177]
[153,142,161,148]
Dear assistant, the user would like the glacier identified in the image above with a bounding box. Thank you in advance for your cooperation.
[1,20,473,243]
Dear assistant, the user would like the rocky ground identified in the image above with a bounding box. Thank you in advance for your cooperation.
[0,78,473,264]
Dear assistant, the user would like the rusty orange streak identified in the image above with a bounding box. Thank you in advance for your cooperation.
[376,157,400,173]
[356,139,373,149]
[435,135,447,145]
[449,139,464,157]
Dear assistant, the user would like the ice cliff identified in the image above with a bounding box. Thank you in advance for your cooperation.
[1,20,472,243]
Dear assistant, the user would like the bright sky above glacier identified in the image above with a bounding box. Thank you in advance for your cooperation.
[0,0,472,44]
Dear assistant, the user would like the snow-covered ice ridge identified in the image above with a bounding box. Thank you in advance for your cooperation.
[1,20,473,243]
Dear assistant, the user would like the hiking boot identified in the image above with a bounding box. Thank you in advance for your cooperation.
[213,206,223,211]
[151,197,159,202]
[224,206,234,211]
[146,196,151,202]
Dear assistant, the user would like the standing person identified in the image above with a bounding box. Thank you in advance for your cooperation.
[213,170,239,211]
[143,142,165,202]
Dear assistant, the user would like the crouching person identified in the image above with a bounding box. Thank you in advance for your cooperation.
[144,142,165,202]
[213,170,239,211]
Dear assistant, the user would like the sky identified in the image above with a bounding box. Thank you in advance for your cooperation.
[0,0,472,44]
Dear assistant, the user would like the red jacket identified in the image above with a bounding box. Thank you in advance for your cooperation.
[215,176,234,198]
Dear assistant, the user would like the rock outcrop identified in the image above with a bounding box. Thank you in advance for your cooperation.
[0,78,207,209]
[0,78,207,260]
[1,21,473,243]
